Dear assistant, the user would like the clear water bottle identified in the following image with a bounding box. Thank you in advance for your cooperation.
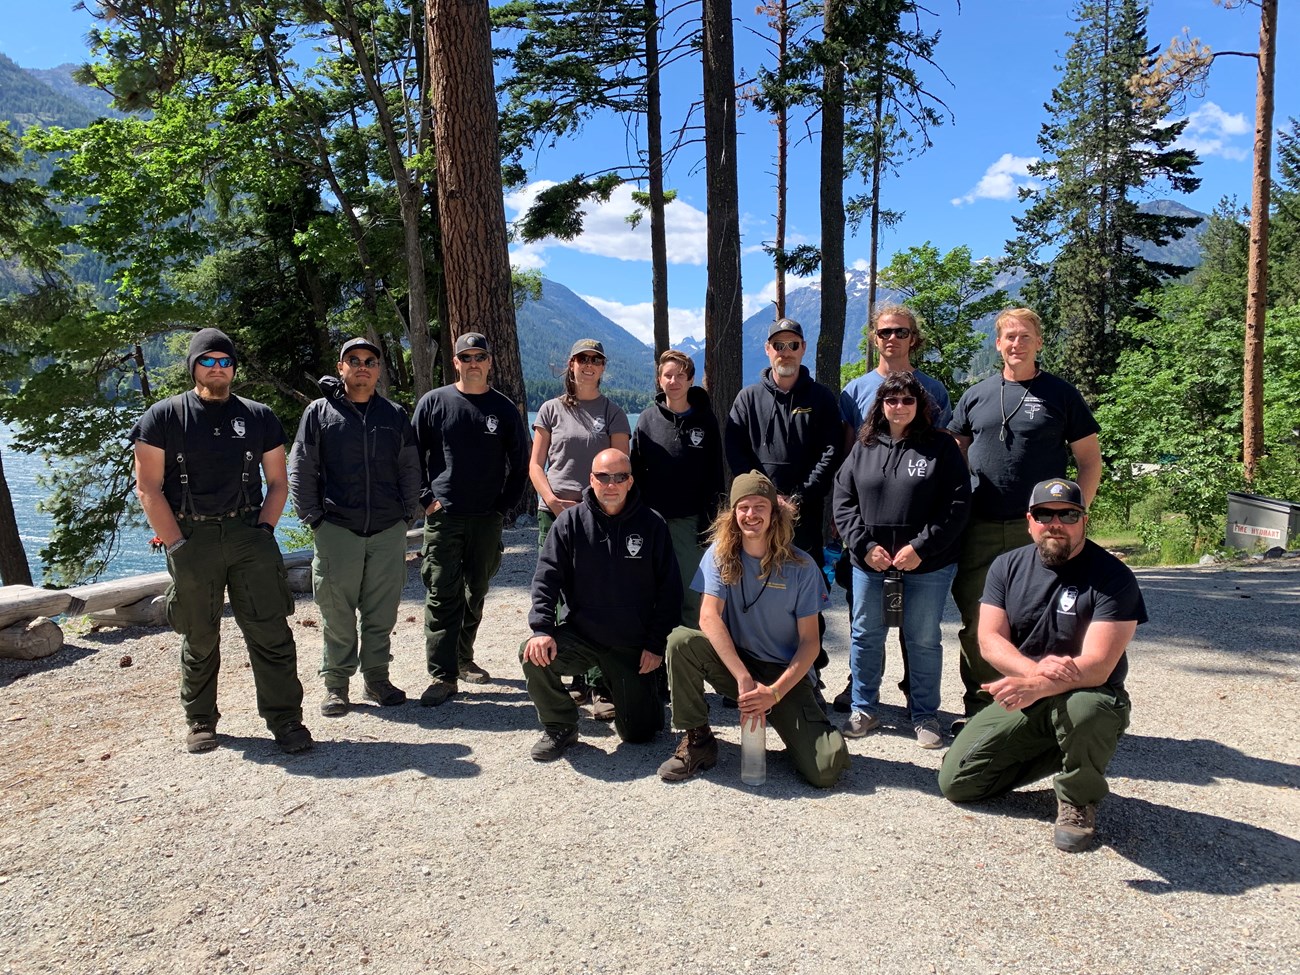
[740,717,767,786]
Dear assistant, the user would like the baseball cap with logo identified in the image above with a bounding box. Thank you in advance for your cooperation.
[454,332,491,355]
[339,337,382,361]
[1028,479,1086,511]
[569,338,607,360]
[768,318,804,340]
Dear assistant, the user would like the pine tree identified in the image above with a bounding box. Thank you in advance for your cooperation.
[1008,0,1201,403]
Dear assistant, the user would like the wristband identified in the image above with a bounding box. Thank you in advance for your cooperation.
[258,521,275,534]
[771,686,782,704]
[166,538,186,555]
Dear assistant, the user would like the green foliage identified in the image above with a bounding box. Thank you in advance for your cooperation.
[875,242,1007,394]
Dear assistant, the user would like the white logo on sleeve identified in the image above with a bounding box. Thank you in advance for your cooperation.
[485,415,499,434]
[230,418,247,439]
[625,534,644,558]
[1058,587,1078,615]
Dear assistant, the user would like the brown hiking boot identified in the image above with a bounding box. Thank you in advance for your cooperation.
[419,680,458,708]
[185,723,219,754]
[658,727,719,782]
[1054,799,1098,853]
[363,678,406,707]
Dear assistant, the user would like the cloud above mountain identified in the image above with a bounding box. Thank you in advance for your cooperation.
[1177,101,1249,161]
[951,153,1040,207]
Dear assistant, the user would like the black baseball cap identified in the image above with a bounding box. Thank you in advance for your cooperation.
[1029,479,1086,511]
[768,318,804,340]
[339,337,382,360]
[454,332,491,355]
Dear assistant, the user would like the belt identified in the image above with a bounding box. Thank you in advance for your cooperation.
[174,506,258,522]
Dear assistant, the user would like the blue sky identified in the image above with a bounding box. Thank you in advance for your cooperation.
[3,0,1292,346]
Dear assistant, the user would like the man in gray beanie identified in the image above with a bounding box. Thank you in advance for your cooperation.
[130,328,312,755]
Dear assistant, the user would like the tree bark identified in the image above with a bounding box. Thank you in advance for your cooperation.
[1243,0,1278,484]
[0,451,33,587]
[646,0,670,363]
[701,0,744,445]
[865,81,884,370]
[426,0,527,418]
[817,0,847,391]
[774,0,789,319]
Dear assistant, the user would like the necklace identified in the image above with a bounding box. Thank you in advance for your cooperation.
[738,560,772,613]
[999,370,1038,443]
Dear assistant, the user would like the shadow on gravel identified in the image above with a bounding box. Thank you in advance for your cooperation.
[344,680,540,734]
[0,643,97,687]
[1112,734,1300,789]
[228,736,480,779]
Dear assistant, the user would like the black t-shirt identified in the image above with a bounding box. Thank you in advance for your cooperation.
[951,370,1100,521]
[981,539,1147,691]
[129,390,286,515]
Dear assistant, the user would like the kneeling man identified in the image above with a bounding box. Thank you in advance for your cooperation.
[659,472,849,788]
[939,479,1147,852]
[521,449,681,761]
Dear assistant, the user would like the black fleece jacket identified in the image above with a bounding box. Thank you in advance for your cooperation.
[724,366,840,499]
[832,429,971,573]
[529,485,682,654]
[630,386,725,522]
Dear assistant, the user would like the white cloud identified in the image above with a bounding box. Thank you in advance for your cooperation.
[576,295,706,345]
[509,244,548,271]
[1177,101,1249,161]
[951,153,1040,206]
[505,180,709,266]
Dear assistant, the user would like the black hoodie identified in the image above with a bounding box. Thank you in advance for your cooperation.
[529,485,682,654]
[630,385,724,522]
[832,429,970,573]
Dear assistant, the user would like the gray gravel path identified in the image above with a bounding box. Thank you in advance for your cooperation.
[1,529,1296,975]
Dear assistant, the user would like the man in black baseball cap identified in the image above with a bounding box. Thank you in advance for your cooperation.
[939,478,1148,853]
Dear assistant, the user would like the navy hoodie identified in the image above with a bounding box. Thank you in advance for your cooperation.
[630,385,725,522]
[832,429,970,573]
[529,485,682,653]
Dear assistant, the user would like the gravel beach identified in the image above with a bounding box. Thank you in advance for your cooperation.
[1,527,1297,975]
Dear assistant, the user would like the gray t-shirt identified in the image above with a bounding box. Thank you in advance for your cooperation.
[534,394,631,506]
[693,543,828,666]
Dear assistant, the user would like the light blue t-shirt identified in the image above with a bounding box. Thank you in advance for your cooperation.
[840,369,953,433]
[693,543,828,665]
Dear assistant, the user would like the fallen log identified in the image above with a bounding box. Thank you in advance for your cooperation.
[0,617,64,660]
[88,595,168,629]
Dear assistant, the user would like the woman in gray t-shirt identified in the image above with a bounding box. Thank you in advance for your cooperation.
[528,339,631,547]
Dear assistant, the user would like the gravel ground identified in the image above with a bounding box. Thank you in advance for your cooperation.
[1,528,1297,975]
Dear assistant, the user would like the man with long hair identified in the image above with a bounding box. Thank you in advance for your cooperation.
[658,472,849,787]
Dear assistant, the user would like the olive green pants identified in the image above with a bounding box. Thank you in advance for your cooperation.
[420,510,504,681]
[665,626,849,789]
[665,515,705,629]
[165,513,303,734]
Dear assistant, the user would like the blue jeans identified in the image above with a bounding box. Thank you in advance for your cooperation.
[849,562,957,724]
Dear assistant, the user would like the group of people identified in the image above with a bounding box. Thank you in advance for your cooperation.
[131,305,1146,853]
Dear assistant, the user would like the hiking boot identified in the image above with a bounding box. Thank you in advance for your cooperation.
[320,687,349,717]
[658,727,719,782]
[591,692,616,722]
[185,723,219,754]
[363,678,407,707]
[915,718,943,749]
[832,677,852,713]
[274,722,315,754]
[842,711,880,738]
[531,725,579,762]
[1054,800,1098,853]
[458,661,491,684]
[419,680,458,708]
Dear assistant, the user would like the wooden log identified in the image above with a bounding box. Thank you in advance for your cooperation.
[67,571,171,615]
[286,566,313,594]
[88,594,168,629]
[0,586,74,629]
[0,616,64,660]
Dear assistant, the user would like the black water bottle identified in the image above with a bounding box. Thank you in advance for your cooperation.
[883,569,904,628]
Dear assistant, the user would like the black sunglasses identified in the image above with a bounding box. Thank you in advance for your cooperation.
[196,355,233,368]
[876,327,913,339]
[345,356,379,368]
[1030,507,1084,525]
[457,352,489,363]
[592,471,631,485]
[770,340,802,352]
[884,396,917,406]
[573,353,605,365]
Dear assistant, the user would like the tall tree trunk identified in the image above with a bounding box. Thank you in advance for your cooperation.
[774,0,789,319]
[1243,0,1278,485]
[865,82,884,371]
[702,0,744,448]
[0,452,33,587]
[646,0,670,362]
[817,0,847,392]
[426,0,527,418]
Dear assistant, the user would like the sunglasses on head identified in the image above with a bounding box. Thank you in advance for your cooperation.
[456,352,489,363]
[770,340,802,352]
[876,327,913,340]
[1030,507,1084,525]
[884,395,917,406]
[345,356,379,368]
[574,353,605,365]
[592,471,631,485]
[196,355,233,368]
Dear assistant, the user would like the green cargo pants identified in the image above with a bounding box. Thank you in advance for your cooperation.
[950,517,1032,716]
[665,515,705,629]
[665,626,850,789]
[519,626,665,743]
[938,686,1132,807]
[420,510,504,682]
[164,512,304,734]
[312,518,409,689]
